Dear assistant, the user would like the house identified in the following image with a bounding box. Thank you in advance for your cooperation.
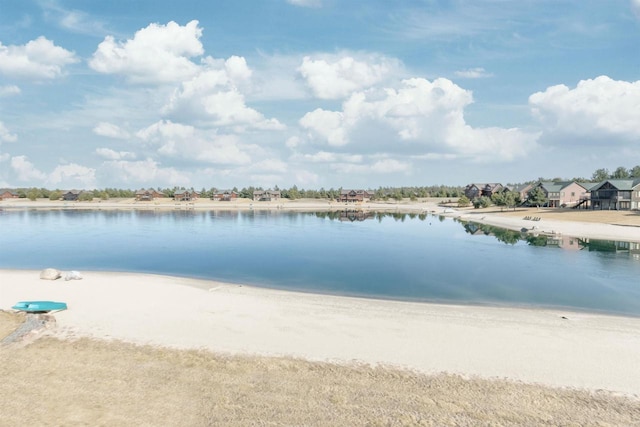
[212,190,239,201]
[513,183,535,203]
[530,181,589,208]
[135,188,165,201]
[463,183,503,200]
[589,179,640,210]
[62,190,82,201]
[253,190,281,201]
[337,190,372,203]
[0,189,19,200]
[173,190,199,202]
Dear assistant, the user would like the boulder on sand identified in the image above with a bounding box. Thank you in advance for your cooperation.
[40,268,62,280]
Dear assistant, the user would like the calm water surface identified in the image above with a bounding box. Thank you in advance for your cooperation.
[1,208,640,316]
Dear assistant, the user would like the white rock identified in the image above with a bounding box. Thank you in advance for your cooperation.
[39,268,61,280]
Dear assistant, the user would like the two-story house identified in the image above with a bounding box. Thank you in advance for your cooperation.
[590,179,640,210]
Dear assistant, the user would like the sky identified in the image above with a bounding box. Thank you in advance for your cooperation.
[0,0,639,190]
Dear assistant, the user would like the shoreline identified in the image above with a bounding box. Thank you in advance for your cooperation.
[2,197,640,242]
[2,269,640,397]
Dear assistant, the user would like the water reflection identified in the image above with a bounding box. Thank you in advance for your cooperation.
[459,220,640,260]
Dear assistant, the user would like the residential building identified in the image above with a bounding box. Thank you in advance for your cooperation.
[463,183,503,200]
[531,181,589,208]
[337,190,372,203]
[589,179,640,210]
[135,188,165,201]
[253,190,281,201]
[0,189,19,200]
[212,190,239,201]
[173,190,199,202]
[62,190,82,201]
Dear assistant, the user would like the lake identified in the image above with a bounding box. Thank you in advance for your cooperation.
[2,208,640,316]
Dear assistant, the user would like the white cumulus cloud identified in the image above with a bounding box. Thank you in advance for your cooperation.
[10,156,47,181]
[0,122,18,143]
[298,54,402,99]
[90,20,204,84]
[0,37,77,80]
[454,67,493,79]
[93,122,131,139]
[48,163,96,188]
[95,147,137,160]
[0,85,21,97]
[136,120,253,165]
[100,158,191,187]
[530,75,640,143]
[299,109,347,146]
[300,77,537,161]
[163,60,284,130]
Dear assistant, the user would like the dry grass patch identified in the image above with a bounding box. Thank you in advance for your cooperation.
[0,310,25,338]
[0,320,639,426]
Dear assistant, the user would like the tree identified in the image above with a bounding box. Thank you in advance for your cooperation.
[473,196,491,209]
[78,192,94,201]
[457,195,471,207]
[492,190,519,211]
[611,166,630,179]
[526,186,547,207]
[591,168,609,182]
[49,190,62,201]
[26,188,39,201]
[630,165,640,178]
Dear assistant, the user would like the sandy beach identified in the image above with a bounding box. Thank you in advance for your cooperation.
[2,269,640,398]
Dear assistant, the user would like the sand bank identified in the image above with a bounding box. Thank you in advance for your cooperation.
[2,269,639,397]
[442,208,640,242]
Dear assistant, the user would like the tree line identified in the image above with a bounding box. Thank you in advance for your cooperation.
[3,185,464,201]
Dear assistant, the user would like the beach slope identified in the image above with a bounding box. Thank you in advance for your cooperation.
[2,269,640,397]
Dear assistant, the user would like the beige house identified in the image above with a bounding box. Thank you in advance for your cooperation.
[253,190,281,201]
[532,181,589,208]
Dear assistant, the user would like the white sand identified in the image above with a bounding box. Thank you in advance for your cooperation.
[2,269,640,397]
[448,210,640,242]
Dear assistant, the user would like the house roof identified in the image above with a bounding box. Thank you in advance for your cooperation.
[589,179,640,191]
[537,181,588,193]
[465,183,502,190]
[340,189,370,195]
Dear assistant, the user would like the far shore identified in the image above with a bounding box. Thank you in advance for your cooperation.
[2,269,640,398]
[2,196,640,242]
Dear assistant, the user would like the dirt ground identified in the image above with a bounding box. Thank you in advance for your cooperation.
[1,312,639,426]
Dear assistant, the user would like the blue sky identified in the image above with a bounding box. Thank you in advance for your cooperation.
[0,0,639,190]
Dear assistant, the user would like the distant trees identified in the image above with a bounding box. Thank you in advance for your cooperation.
[591,168,610,181]
[78,192,94,202]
